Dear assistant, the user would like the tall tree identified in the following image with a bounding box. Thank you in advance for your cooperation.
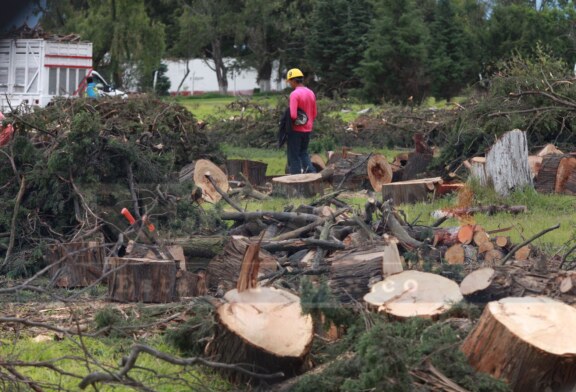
[177,0,240,94]
[305,0,372,96]
[40,0,166,90]
[356,0,430,103]
[428,0,477,99]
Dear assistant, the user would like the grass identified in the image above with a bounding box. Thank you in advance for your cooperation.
[171,94,283,121]
[0,336,228,391]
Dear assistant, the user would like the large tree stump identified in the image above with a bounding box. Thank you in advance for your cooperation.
[364,270,463,318]
[535,154,566,193]
[328,243,403,304]
[555,155,576,195]
[401,152,433,181]
[331,154,369,190]
[485,129,533,196]
[461,297,576,391]
[207,240,313,383]
[206,236,277,292]
[272,173,325,198]
[226,159,268,186]
[48,241,105,288]
[381,177,442,205]
[108,257,177,303]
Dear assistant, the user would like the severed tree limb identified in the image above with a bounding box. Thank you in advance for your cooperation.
[560,243,576,270]
[380,200,423,249]
[500,223,561,265]
[205,174,244,212]
[270,207,351,241]
[2,176,26,270]
[223,211,321,225]
[78,344,284,389]
[312,219,335,270]
[261,238,344,253]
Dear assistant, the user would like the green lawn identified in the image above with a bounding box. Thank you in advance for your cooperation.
[172,94,283,121]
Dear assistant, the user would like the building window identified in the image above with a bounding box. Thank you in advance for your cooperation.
[48,68,57,95]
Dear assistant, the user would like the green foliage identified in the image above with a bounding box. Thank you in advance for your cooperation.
[164,305,215,355]
[292,318,509,392]
[356,0,430,103]
[94,306,124,330]
[300,277,352,327]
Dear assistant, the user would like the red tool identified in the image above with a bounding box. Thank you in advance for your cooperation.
[120,208,171,260]
[121,208,155,232]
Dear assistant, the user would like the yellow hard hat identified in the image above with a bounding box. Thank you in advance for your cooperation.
[286,68,304,81]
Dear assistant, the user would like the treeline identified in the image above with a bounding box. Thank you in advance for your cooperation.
[38,0,576,103]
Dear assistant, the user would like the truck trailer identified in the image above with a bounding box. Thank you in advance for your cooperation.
[0,34,123,111]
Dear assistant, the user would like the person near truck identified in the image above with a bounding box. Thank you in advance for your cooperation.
[286,68,317,174]
[85,76,99,98]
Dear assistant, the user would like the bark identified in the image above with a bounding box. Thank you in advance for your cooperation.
[273,173,325,198]
[381,177,442,205]
[461,297,576,392]
[48,241,105,288]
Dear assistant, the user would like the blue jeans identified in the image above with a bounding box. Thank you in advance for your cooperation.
[287,131,316,174]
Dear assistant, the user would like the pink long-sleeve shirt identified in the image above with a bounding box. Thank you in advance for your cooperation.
[290,86,317,132]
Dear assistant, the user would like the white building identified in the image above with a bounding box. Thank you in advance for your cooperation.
[164,58,285,96]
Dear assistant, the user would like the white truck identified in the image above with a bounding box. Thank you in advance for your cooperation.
[0,37,125,111]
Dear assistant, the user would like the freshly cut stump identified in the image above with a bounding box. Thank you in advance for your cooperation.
[461,297,576,391]
[210,287,314,382]
[364,270,463,318]
[381,177,442,205]
[272,173,324,198]
[193,159,230,203]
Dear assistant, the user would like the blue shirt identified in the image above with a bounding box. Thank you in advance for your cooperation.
[86,82,99,98]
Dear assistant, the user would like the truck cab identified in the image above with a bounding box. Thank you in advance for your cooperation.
[90,70,127,98]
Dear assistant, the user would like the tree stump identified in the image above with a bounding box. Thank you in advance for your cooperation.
[401,152,433,181]
[272,173,325,198]
[206,236,277,292]
[555,155,576,195]
[328,244,403,304]
[535,154,565,193]
[364,270,463,318]
[467,157,488,186]
[366,154,392,192]
[207,239,313,383]
[108,257,177,303]
[226,159,268,186]
[48,241,105,288]
[381,177,442,205]
[485,129,533,196]
[461,297,576,391]
[331,154,369,190]
[459,267,512,302]
[175,270,207,298]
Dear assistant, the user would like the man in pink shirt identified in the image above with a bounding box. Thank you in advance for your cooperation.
[286,68,317,174]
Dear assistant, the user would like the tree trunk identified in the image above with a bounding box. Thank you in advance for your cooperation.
[331,154,370,190]
[555,156,576,195]
[381,177,442,205]
[168,236,226,259]
[485,129,533,196]
[328,244,403,304]
[461,297,576,392]
[535,154,566,193]
[401,152,433,181]
[175,269,207,298]
[48,241,105,288]
[272,173,325,198]
[226,159,268,186]
[210,39,228,94]
[257,60,272,92]
[176,59,190,93]
[108,257,177,303]
[206,236,277,293]
[367,154,392,192]
[364,270,463,319]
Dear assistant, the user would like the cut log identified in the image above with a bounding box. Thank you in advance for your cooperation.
[381,177,442,205]
[328,244,403,304]
[193,159,229,203]
[168,236,226,259]
[555,156,576,195]
[457,224,475,245]
[48,241,105,288]
[207,240,313,383]
[484,129,533,196]
[478,240,495,254]
[367,154,392,192]
[494,236,510,249]
[272,173,325,198]
[514,245,532,261]
[225,159,268,186]
[310,154,326,172]
[364,270,463,318]
[535,154,565,193]
[559,273,576,295]
[459,267,512,302]
[528,155,543,178]
[175,270,207,298]
[483,249,504,266]
[461,297,576,391]
[206,236,277,292]
[472,230,490,247]
[445,244,465,265]
[108,257,177,303]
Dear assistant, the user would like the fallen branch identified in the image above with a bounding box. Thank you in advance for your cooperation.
[79,344,284,389]
[500,223,561,265]
[205,174,244,212]
[270,207,351,241]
